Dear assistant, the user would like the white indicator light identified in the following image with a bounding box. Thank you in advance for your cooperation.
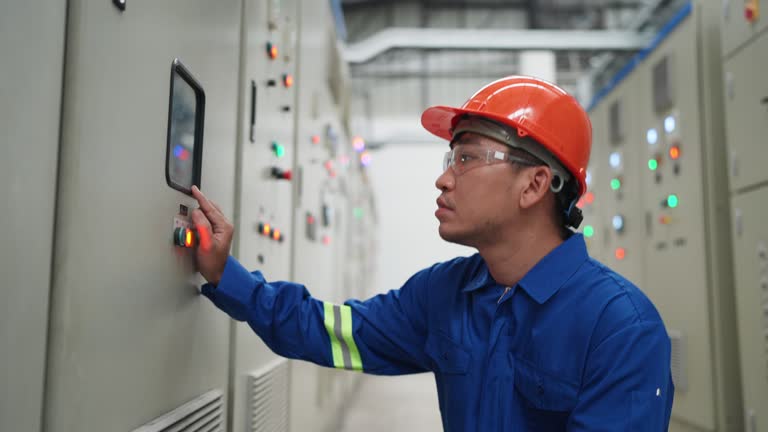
[609,152,622,169]
[585,170,592,187]
[664,116,676,134]
[647,128,658,145]
[612,215,625,231]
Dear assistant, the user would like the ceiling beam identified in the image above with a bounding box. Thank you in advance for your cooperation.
[344,27,651,63]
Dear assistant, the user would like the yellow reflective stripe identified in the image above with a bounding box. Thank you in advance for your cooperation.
[340,305,363,371]
[323,302,345,368]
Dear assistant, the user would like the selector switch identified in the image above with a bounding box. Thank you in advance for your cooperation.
[173,227,197,248]
[271,167,292,180]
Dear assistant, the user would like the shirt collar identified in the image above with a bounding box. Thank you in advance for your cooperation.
[517,233,588,304]
[461,234,589,304]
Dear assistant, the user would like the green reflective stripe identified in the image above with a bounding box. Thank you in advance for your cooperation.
[340,305,363,371]
[323,302,345,368]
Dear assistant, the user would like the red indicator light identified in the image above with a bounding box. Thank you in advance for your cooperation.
[577,197,585,208]
[283,74,293,88]
[307,215,315,225]
[267,42,278,60]
[311,135,320,145]
[271,167,293,180]
[745,1,760,22]
[322,235,331,245]
[585,192,595,204]
[615,247,626,260]
[669,145,681,160]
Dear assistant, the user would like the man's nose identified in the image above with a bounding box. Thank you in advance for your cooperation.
[435,168,455,191]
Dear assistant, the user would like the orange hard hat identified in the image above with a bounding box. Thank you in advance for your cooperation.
[421,76,592,196]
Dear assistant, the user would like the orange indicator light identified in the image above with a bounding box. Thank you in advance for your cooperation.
[267,42,278,60]
[283,74,293,88]
[669,145,681,160]
[264,224,271,235]
[615,247,626,260]
[185,229,194,247]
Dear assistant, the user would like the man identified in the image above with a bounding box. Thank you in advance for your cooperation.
[191,76,674,431]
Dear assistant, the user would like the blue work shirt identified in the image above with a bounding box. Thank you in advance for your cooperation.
[202,233,674,431]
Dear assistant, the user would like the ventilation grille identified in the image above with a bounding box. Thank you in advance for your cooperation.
[669,330,687,392]
[249,359,290,432]
[132,389,223,432]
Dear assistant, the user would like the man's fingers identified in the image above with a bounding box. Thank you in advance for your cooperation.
[192,186,225,225]
[191,209,213,251]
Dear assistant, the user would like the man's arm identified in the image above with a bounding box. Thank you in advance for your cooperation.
[567,320,675,431]
[191,186,431,374]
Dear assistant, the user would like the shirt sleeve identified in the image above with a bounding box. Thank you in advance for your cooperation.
[201,256,432,375]
[567,321,675,431]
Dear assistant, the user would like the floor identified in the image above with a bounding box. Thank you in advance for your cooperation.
[338,373,443,432]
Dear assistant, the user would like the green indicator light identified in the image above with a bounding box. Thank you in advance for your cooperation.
[353,207,364,219]
[584,225,595,238]
[648,159,658,171]
[610,178,621,191]
[272,142,285,158]
[667,194,679,208]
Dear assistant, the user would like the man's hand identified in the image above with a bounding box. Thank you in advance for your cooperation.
[191,186,233,285]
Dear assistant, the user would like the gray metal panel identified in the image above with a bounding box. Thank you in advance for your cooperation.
[721,0,768,58]
[44,1,241,430]
[730,187,768,432]
[0,1,66,431]
[722,29,768,192]
[592,75,647,288]
[228,0,299,430]
[584,103,607,263]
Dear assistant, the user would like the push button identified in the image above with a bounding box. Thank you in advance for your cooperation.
[173,227,196,248]
[271,167,292,180]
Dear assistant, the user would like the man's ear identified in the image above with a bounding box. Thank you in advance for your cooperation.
[519,166,552,210]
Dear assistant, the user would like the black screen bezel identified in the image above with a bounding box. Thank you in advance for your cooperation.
[165,58,205,196]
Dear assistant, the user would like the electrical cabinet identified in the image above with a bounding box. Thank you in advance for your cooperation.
[44,1,241,430]
[589,3,743,431]
[721,0,767,58]
[582,103,605,263]
[0,2,66,431]
[730,189,768,432]
[723,14,768,432]
[722,30,768,192]
[228,0,300,430]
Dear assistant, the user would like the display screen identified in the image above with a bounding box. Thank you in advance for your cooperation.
[166,59,205,195]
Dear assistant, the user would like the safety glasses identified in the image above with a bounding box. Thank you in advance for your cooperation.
[443,146,540,176]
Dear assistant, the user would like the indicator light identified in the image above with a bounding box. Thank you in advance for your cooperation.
[610,177,622,191]
[352,136,365,152]
[615,247,626,260]
[353,207,364,219]
[307,214,316,225]
[664,115,676,133]
[263,224,271,236]
[669,145,681,160]
[648,158,659,171]
[745,0,760,22]
[667,194,679,208]
[311,135,320,145]
[647,128,658,145]
[272,229,281,241]
[612,215,625,232]
[266,42,278,60]
[585,170,593,187]
[322,235,331,245]
[609,152,622,169]
[282,74,293,88]
[173,227,196,248]
[360,151,373,167]
[584,192,595,204]
[583,225,595,238]
[271,167,292,180]
[659,215,673,225]
[272,142,285,158]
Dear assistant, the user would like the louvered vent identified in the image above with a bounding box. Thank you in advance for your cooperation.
[249,359,290,432]
[669,330,687,392]
[132,389,224,432]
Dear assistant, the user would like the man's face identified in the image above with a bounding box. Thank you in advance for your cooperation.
[435,132,530,247]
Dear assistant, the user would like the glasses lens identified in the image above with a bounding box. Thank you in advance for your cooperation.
[443,150,452,172]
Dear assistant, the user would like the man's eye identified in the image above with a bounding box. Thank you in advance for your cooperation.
[459,154,476,163]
